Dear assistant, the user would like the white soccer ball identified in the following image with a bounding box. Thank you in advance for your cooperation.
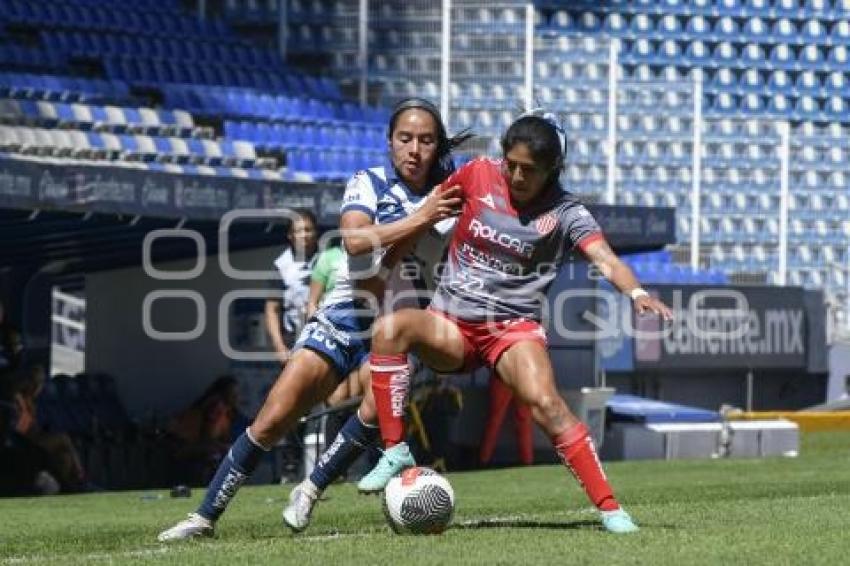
[382,467,455,535]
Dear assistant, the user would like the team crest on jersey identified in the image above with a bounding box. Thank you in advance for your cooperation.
[478,194,496,209]
[535,213,557,235]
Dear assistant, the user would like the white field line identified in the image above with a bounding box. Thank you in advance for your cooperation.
[2,546,169,564]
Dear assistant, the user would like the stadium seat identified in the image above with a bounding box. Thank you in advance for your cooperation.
[799,45,824,67]
[769,44,796,70]
[831,19,850,44]
[713,17,740,42]
[774,0,802,18]
[828,45,850,71]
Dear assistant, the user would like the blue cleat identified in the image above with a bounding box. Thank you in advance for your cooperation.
[356,442,416,494]
[600,508,639,534]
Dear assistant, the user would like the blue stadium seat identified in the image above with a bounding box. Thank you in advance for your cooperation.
[801,19,827,44]
[575,11,602,32]
[713,42,739,67]
[827,45,850,71]
[716,0,743,15]
[769,44,796,70]
[603,13,628,36]
[766,70,793,93]
[630,13,653,36]
[741,93,765,112]
[825,96,848,120]
[831,19,850,43]
[713,17,740,42]
[740,68,765,92]
[657,14,682,38]
[629,38,655,63]
[799,45,824,67]
[657,39,682,64]
[795,95,822,121]
[742,17,769,41]
[796,71,822,95]
[685,15,710,38]
[771,18,800,43]
[741,43,766,67]
[825,71,850,96]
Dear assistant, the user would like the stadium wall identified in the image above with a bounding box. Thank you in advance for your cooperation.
[85,245,280,419]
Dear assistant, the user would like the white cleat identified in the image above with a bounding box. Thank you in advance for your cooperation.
[282,480,320,533]
[157,513,215,542]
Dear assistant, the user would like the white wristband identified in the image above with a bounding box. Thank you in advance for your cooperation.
[629,288,649,301]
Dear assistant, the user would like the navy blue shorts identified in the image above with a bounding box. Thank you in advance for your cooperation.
[293,301,373,379]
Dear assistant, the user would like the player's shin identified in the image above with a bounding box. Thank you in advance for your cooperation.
[552,422,619,512]
[369,353,410,448]
[196,428,270,521]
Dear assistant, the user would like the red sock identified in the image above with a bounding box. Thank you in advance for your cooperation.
[370,353,409,448]
[552,423,619,511]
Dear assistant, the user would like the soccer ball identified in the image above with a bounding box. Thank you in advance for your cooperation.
[382,467,455,535]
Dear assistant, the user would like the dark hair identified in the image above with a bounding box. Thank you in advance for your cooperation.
[287,209,317,233]
[387,97,474,185]
[500,116,566,175]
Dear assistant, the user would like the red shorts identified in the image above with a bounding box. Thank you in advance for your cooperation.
[429,309,548,371]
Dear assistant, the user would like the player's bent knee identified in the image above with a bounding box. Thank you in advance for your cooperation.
[250,412,283,447]
[530,394,570,432]
[372,313,410,351]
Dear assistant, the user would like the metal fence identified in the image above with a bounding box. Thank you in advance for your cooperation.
[255,0,850,339]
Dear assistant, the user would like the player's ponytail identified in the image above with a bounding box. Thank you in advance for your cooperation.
[388,97,474,185]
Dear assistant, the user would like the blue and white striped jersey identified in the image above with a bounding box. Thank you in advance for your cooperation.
[321,162,453,312]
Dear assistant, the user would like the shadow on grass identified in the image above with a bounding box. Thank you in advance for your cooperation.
[452,518,601,531]
[452,518,677,532]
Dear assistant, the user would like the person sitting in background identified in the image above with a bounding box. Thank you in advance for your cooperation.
[0,397,60,497]
[166,376,246,485]
[0,364,72,495]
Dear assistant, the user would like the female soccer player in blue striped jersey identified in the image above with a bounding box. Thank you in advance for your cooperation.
[157,98,469,541]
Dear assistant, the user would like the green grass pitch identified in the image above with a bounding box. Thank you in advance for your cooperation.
[2,431,849,565]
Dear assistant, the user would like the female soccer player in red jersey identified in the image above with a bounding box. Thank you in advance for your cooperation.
[360,111,674,534]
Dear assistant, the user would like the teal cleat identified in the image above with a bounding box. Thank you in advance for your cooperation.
[600,508,639,534]
[357,442,416,494]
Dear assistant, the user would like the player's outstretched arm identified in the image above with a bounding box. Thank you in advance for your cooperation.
[340,185,461,257]
[582,238,674,321]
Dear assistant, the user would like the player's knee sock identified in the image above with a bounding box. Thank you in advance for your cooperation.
[370,353,409,448]
[309,410,379,490]
[197,428,268,521]
[552,422,619,512]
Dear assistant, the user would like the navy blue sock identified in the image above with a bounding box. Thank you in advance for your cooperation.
[309,412,378,491]
[197,429,268,521]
